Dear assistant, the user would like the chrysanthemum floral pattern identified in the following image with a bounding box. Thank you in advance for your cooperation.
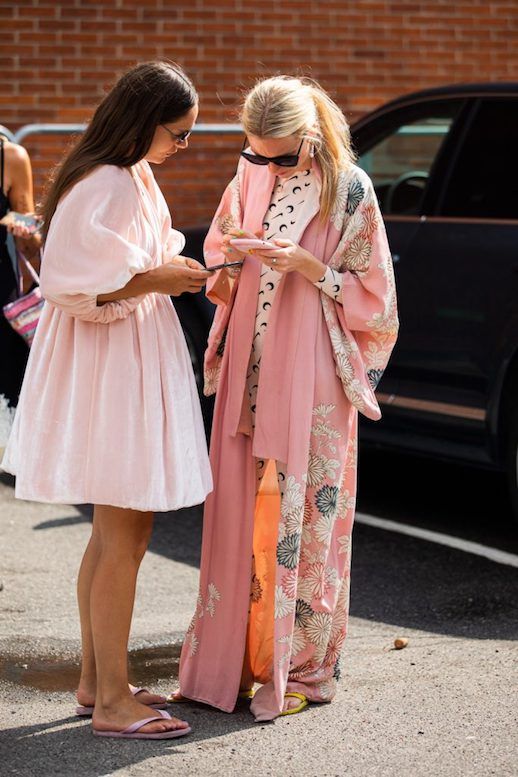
[281,475,305,520]
[259,402,357,703]
[276,532,301,570]
[275,585,295,620]
[305,611,332,656]
[281,568,298,599]
[291,625,308,656]
[250,573,263,603]
[329,174,350,229]
[186,631,199,657]
[319,167,398,417]
[346,177,365,215]
[186,581,222,654]
[315,485,340,518]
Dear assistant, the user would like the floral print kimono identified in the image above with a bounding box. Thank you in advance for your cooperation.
[178,156,398,721]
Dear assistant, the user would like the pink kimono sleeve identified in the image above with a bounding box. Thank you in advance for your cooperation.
[40,166,151,323]
[324,169,399,418]
[202,168,243,394]
[337,173,398,336]
[204,170,242,306]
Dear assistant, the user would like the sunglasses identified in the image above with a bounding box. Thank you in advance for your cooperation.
[161,125,192,145]
[240,137,304,167]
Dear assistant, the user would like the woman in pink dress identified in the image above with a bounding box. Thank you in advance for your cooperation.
[172,76,399,721]
[2,61,213,740]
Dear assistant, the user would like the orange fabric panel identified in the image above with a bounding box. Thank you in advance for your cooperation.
[245,459,280,685]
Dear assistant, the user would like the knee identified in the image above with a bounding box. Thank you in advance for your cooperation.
[125,527,153,565]
[132,533,151,565]
[99,528,152,567]
[94,508,154,567]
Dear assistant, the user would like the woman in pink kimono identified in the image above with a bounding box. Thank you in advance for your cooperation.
[2,62,213,739]
[173,76,399,721]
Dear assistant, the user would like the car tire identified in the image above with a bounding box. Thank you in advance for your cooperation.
[507,403,518,523]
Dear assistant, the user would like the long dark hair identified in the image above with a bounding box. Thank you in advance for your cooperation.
[42,61,197,237]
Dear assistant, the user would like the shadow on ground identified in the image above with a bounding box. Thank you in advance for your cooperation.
[0,702,259,777]
[6,451,518,642]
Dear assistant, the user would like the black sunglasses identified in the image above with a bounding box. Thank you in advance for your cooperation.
[161,125,192,144]
[240,137,304,167]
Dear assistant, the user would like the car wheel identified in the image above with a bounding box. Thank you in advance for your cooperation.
[507,403,518,523]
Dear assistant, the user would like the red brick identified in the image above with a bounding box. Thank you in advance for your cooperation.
[0,95,36,105]
[4,0,518,226]
[19,5,56,17]
[38,20,77,31]
[60,6,99,19]
[38,45,78,56]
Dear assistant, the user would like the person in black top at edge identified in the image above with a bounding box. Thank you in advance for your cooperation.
[0,134,42,407]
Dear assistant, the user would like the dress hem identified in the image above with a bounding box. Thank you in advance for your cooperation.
[1,464,211,514]
[177,693,235,714]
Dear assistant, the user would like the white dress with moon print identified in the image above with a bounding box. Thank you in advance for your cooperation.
[246,169,344,428]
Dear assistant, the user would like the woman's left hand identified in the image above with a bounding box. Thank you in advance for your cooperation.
[254,239,329,283]
[253,239,308,275]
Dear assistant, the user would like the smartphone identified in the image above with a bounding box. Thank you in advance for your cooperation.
[208,260,244,272]
[229,238,277,252]
[0,211,42,233]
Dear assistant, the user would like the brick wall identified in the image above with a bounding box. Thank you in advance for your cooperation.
[2,0,518,226]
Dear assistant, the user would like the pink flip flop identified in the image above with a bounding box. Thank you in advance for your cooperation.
[92,710,191,740]
[75,686,168,717]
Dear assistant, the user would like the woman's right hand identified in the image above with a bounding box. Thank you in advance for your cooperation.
[150,261,212,296]
[7,215,43,240]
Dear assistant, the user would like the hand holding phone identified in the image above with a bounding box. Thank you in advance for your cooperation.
[0,211,43,234]
[229,238,277,253]
[208,260,244,272]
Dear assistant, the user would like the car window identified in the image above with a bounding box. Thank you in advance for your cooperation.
[354,101,461,216]
[439,98,518,220]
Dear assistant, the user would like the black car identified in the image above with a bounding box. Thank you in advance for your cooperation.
[179,83,518,519]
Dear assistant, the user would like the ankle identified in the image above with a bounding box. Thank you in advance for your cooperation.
[95,687,133,711]
[77,673,97,691]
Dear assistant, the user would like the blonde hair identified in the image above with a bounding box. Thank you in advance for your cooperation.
[240,76,355,221]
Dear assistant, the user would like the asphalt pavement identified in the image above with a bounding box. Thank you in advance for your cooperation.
[0,452,517,777]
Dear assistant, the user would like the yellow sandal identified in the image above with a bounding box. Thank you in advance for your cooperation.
[280,692,309,716]
[237,689,255,700]
[166,689,255,704]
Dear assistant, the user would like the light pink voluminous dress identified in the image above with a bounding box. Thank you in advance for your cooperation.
[2,161,212,512]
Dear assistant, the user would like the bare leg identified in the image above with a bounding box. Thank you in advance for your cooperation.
[76,513,165,708]
[76,516,101,701]
[89,504,188,734]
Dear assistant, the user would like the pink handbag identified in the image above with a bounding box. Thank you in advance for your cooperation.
[3,253,44,346]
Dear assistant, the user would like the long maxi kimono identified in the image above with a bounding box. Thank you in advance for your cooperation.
[178,157,399,721]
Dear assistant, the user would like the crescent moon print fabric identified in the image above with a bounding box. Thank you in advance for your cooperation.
[314,265,344,301]
[246,170,344,428]
[247,170,310,427]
